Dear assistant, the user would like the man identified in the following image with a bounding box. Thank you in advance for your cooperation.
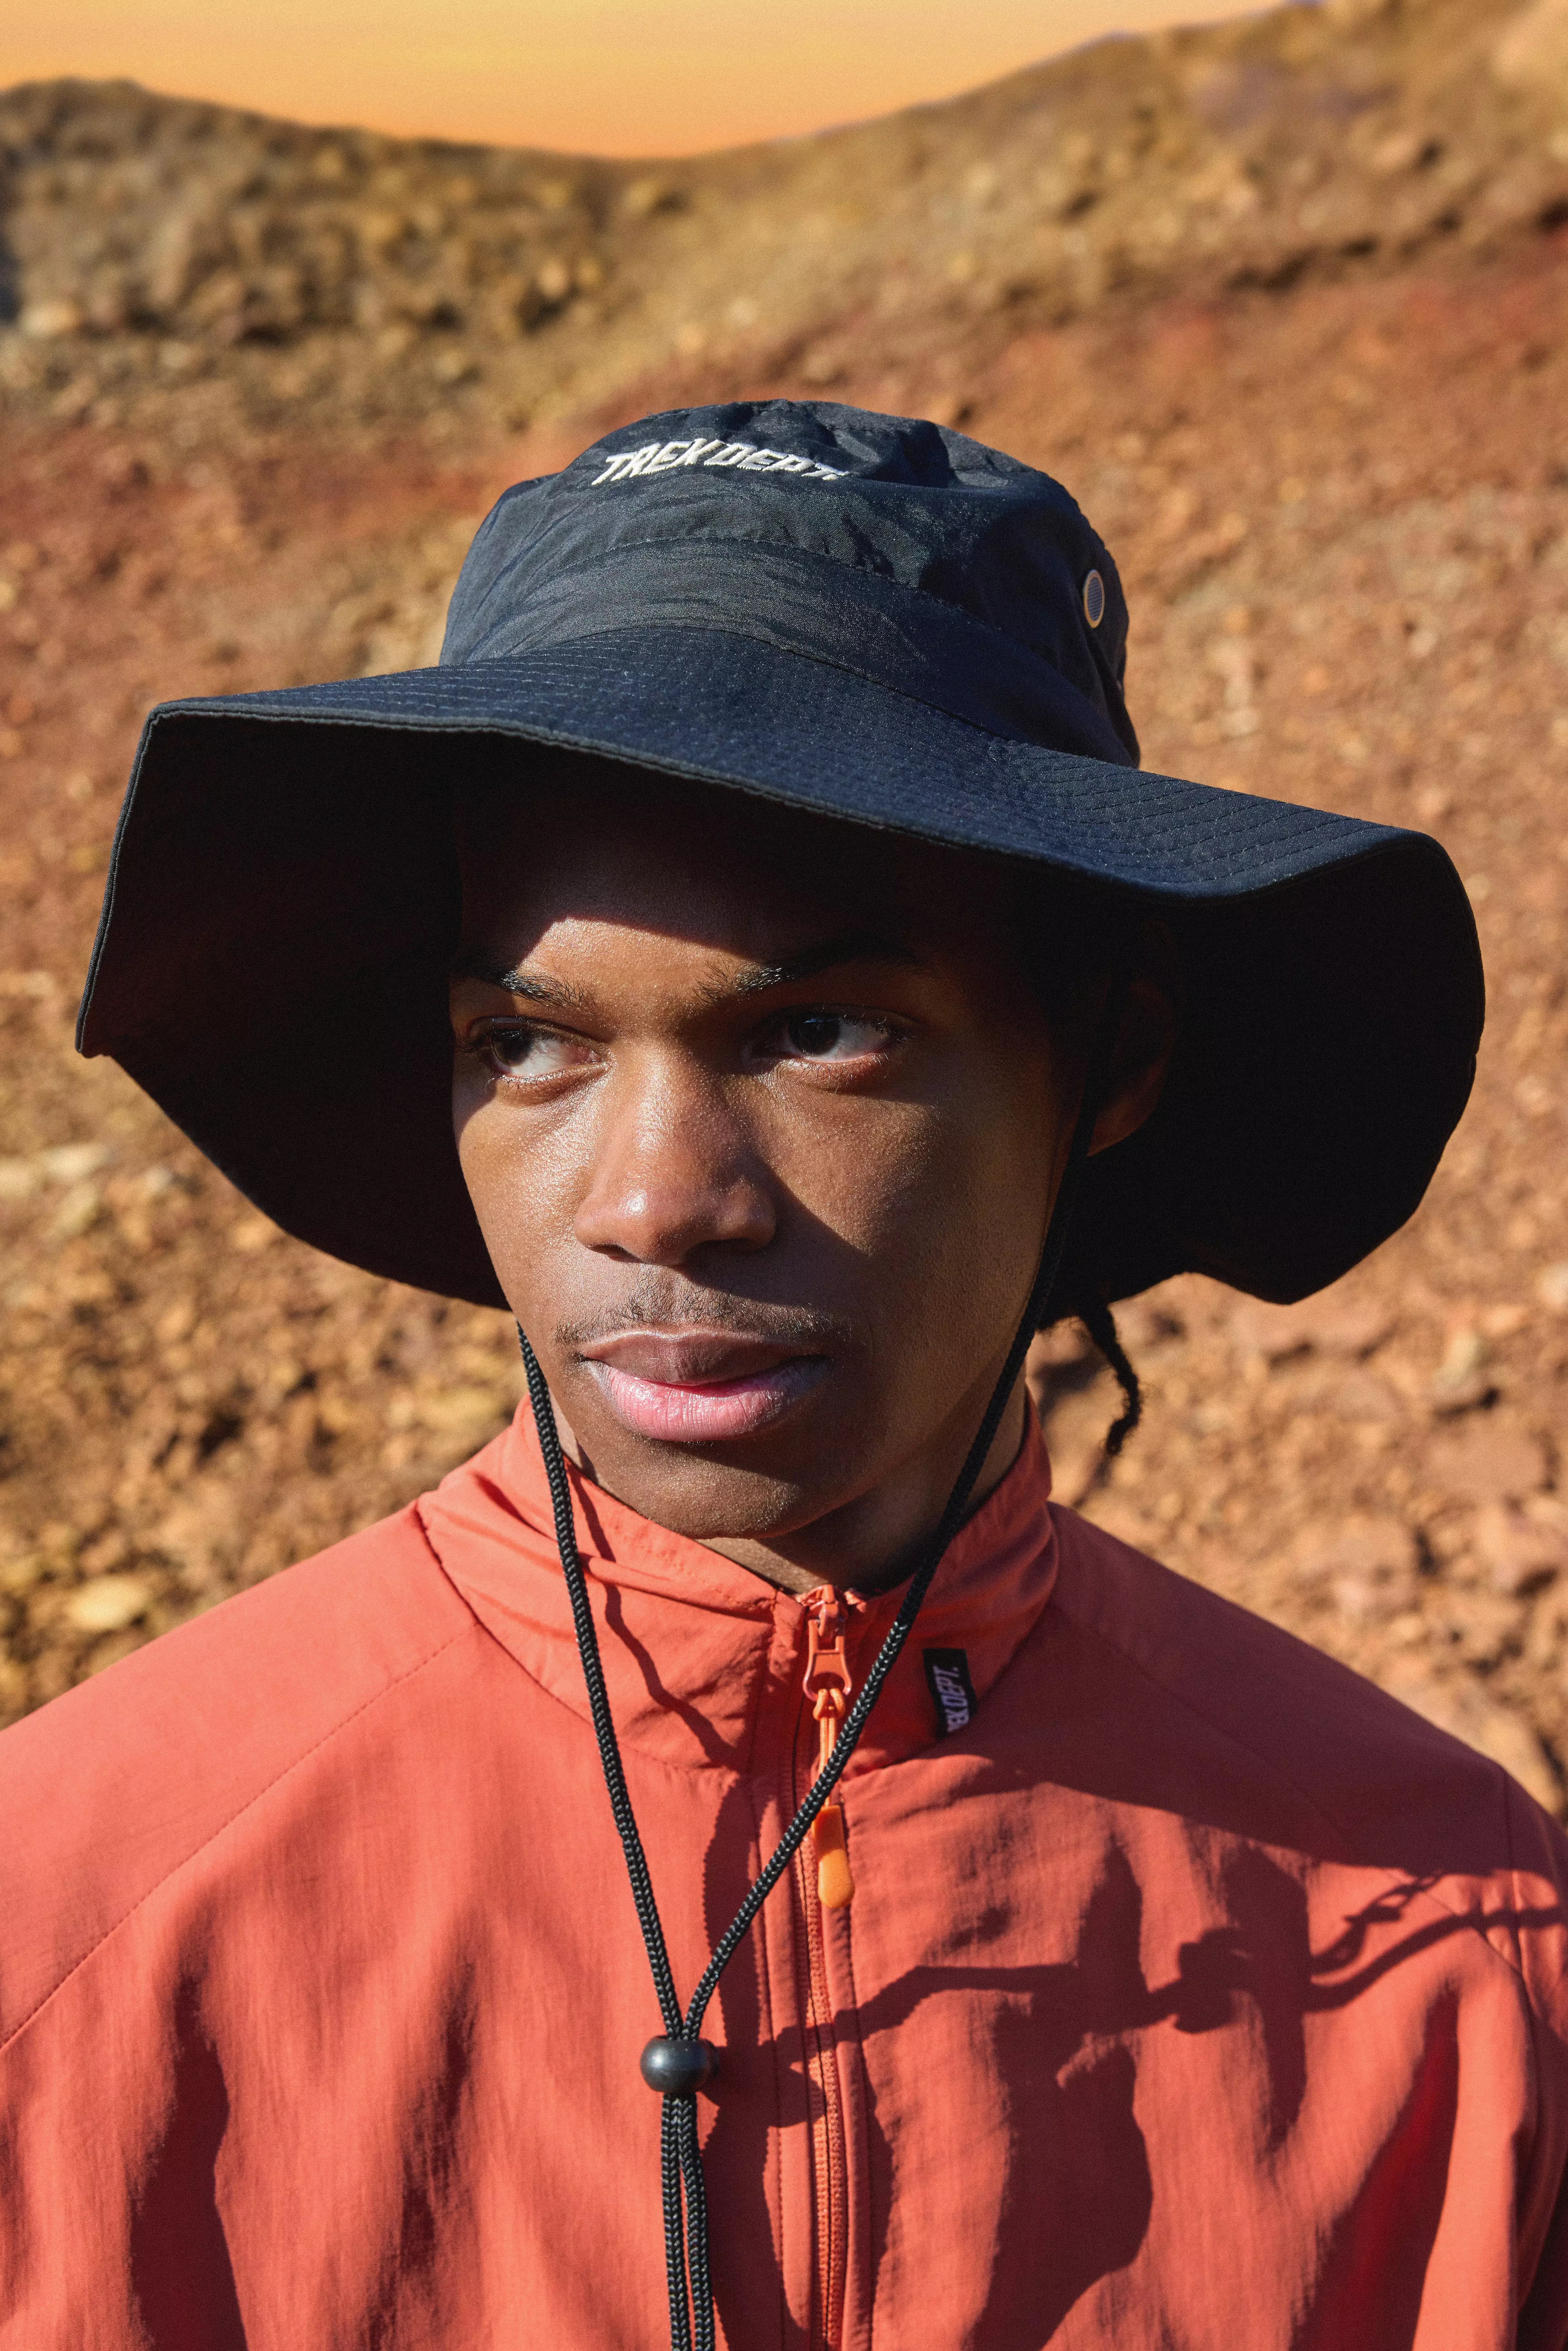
[3,400,1563,2349]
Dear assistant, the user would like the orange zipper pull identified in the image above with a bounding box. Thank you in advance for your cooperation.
[802,1588,856,1911]
[813,1798,854,1912]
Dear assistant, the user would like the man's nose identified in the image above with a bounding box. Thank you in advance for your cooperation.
[572,1059,776,1264]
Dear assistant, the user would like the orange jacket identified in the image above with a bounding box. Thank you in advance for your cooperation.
[3,1409,1567,2348]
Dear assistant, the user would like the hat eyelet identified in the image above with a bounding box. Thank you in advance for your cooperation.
[1082,569,1106,629]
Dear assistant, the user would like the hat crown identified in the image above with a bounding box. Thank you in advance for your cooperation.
[441,399,1138,764]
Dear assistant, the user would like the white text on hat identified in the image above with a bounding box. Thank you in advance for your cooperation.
[591,438,845,487]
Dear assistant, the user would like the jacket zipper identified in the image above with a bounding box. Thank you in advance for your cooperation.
[796,1591,856,2350]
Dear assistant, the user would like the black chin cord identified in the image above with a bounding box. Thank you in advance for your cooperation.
[518,980,1126,2351]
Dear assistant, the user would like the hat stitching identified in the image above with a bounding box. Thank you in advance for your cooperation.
[461,530,1120,714]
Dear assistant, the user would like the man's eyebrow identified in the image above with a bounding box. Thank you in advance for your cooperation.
[451,933,927,1010]
[449,954,592,1013]
[721,932,928,1000]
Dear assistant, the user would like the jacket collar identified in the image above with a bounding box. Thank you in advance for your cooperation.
[417,1402,1059,1776]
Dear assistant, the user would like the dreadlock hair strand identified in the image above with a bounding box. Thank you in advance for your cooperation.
[1075,1297,1143,1458]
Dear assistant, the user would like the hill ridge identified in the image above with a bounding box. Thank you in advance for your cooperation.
[2,0,1566,440]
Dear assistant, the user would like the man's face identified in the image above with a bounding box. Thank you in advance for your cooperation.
[450,763,1119,1586]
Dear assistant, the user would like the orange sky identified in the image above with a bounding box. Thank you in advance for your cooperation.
[4,0,1267,156]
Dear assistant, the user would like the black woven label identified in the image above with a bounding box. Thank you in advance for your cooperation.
[923,1647,977,1738]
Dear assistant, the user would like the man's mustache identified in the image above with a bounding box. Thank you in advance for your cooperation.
[556,1278,855,1354]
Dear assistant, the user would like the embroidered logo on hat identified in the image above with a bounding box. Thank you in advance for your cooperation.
[592,436,846,487]
[923,1647,978,1737]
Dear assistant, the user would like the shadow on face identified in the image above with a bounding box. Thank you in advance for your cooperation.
[449,753,1167,1585]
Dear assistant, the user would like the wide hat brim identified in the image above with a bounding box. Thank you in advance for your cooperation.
[78,624,1482,1312]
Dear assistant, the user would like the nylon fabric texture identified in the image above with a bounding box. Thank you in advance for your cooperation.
[4,1414,1568,2345]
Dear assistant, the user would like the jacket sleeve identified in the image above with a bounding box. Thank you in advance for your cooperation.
[1509,1777,1568,2351]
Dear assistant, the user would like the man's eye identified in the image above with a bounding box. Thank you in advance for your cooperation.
[483,1025,592,1080]
[773,1011,893,1063]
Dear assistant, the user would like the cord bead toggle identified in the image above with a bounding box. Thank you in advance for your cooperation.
[640,2035,721,2095]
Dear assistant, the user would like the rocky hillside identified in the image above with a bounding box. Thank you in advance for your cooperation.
[3,0,1568,444]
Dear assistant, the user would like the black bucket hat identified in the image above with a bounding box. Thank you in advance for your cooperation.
[77,398,1482,1311]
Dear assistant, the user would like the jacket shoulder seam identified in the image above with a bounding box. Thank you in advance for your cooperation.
[1052,1565,1534,1995]
[0,1619,475,2058]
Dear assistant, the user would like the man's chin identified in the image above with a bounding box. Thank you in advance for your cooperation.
[563,1398,865,1549]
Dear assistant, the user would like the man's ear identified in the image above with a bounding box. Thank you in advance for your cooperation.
[1089,924,1180,1157]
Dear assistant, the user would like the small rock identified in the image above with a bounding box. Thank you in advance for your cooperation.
[1475,1502,1568,1597]
[407,1385,509,1450]
[51,1181,103,1241]
[1231,1291,1391,1364]
[621,176,685,219]
[1304,1517,1420,1621]
[1427,1420,1547,1506]
[1231,1300,1312,1363]
[38,1142,114,1184]
[18,298,86,340]
[1327,1370,1405,1424]
[1387,1669,1561,1812]
[1494,0,1568,92]
[1369,126,1426,176]
[431,348,479,386]
[65,1572,151,1635]
[155,1295,197,1344]
[1430,1325,1492,1411]
[1538,1263,1568,1315]
[1116,1297,1184,1351]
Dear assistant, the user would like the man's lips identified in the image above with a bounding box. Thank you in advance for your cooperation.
[577,1330,832,1444]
